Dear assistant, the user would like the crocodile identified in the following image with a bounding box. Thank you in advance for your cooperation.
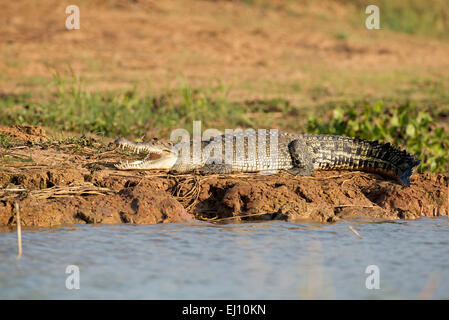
[114,130,420,187]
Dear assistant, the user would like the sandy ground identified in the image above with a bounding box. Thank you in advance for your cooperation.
[1,0,449,104]
[0,126,447,228]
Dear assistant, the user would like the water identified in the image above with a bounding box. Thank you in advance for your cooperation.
[0,217,448,299]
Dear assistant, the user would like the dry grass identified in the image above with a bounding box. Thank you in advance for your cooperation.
[29,184,114,200]
[171,174,207,212]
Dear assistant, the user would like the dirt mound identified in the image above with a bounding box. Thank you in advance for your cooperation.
[189,172,448,223]
[0,125,46,143]
[0,184,191,227]
[0,129,447,228]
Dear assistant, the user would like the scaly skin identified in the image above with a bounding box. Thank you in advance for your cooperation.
[114,131,420,187]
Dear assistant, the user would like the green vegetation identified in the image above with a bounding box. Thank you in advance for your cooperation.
[40,135,107,154]
[0,133,11,150]
[0,74,250,138]
[377,0,448,37]
[349,0,449,38]
[241,0,448,38]
[307,102,449,173]
[0,74,448,174]
[0,133,32,162]
[0,75,302,138]
[2,155,33,163]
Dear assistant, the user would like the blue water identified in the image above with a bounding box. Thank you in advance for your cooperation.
[0,217,448,299]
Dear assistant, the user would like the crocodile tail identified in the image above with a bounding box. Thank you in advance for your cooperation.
[379,142,420,187]
[305,135,421,187]
[398,160,421,187]
[349,139,420,187]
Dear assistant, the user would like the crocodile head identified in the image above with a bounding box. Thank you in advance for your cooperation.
[114,137,178,170]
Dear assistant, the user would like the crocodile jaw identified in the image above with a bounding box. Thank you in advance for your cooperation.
[115,153,178,170]
[114,137,173,155]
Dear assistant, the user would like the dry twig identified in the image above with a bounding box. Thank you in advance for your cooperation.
[348,226,362,239]
[15,202,22,259]
[30,184,114,199]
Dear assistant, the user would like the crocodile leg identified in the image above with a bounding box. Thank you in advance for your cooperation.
[287,139,315,176]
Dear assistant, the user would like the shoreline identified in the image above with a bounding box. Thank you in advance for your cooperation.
[1,126,447,228]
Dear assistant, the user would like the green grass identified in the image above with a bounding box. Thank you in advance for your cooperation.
[0,133,11,162]
[0,74,252,138]
[2,156,33,163]
[242,0,448,38]
[379,0,448,37]
[0,133,11,150]
[0,133,33,162]
[0,74,448,173]
[345,0,449,38]
[334,31,349,40]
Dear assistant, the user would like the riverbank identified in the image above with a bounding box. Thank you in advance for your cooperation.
[1,125,447,228]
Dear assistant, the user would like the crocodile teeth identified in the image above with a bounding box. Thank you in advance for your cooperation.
[118,143,153,155]
[115,159,147,170]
